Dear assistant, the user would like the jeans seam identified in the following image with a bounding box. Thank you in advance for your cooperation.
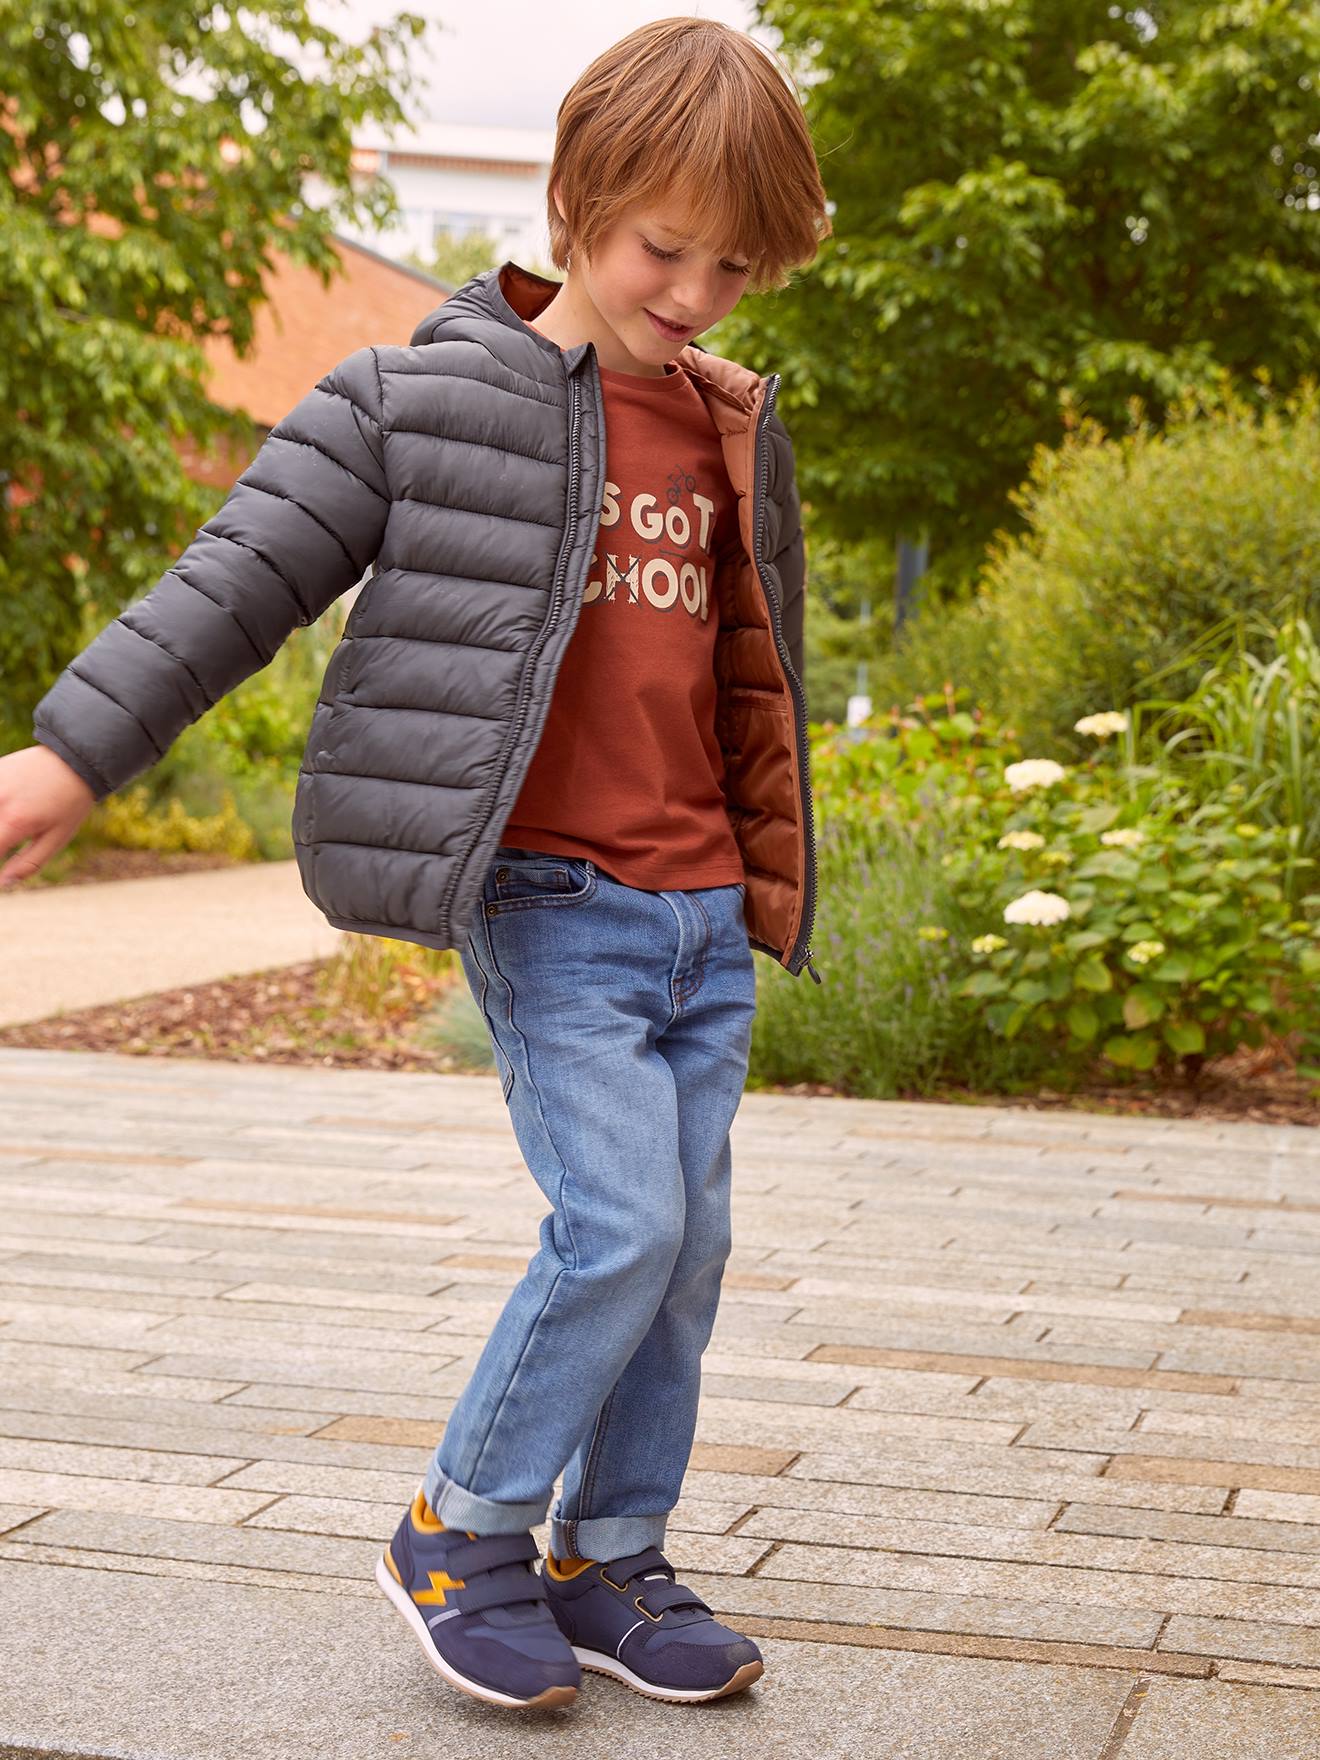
[478,901,580,1272]
[580,1385,615,1513]
[456,910,581,1492]
[467,927,514,1099]
[566,1385,616,1556]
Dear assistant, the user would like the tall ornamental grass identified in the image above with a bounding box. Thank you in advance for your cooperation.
[1137,615,1320,902]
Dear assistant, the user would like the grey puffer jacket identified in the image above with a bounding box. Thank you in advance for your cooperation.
[32,261,821,982]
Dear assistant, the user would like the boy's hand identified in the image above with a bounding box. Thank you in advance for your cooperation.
[0,745,98,889]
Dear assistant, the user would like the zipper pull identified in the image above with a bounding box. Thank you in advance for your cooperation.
[802,948,823,985]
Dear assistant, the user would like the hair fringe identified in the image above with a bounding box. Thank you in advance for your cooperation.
[546,16,832,296]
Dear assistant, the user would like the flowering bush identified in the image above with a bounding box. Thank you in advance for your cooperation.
[784,690,1320,1099]
[947,720,1320,1072]
[1005,759,1066,793]
[1002,888,1071,927]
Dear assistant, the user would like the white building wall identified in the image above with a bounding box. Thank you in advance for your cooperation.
[303,123,557,275]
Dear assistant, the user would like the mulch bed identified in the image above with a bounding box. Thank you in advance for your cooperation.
[1,958,1314,1125]
[0,958,470,1074]
[924,1048,1320,1128]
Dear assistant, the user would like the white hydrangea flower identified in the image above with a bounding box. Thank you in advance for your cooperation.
[1074,711,1129,739]
[1100,827,1145,848]
[997,829,1046,851]
[1005,759,1066,793]
[972,933,1008,954]
[1127,940,1166,965]
[1003,889,1072,927]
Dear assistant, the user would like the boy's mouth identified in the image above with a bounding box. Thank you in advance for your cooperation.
[644,309,695,340]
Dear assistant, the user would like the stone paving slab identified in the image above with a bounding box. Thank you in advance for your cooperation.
[0,1558,1142,1760]
[2,1046,1320,1757]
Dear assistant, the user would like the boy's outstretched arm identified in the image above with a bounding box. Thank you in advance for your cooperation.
[29,344,390,803]
[0,345,388,887]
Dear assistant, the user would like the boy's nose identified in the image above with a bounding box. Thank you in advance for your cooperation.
[666,272,718,320]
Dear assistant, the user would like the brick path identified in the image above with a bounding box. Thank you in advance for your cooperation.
[1,1047,1318,1757]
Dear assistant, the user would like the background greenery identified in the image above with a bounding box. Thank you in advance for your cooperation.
[0,0,426,750]
[11,2,1320,1103]
[718,0,1320,595]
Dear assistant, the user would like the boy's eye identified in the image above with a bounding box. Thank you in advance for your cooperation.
[642,237,750,276]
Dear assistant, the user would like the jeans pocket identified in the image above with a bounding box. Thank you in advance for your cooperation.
[485,851,597,915]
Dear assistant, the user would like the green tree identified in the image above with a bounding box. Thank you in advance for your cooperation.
[406,225,499,287]
[406,227,562,288]
[715,0,1320,592]
[0,0,426,743]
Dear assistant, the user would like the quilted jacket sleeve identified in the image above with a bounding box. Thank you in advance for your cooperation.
[31,345,390,802]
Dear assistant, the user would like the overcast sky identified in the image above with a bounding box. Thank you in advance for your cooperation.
[309,0,766,132]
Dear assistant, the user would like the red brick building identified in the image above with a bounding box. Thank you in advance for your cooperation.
[180,233,452,489]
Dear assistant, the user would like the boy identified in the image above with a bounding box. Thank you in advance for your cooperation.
[0,15,829,1714]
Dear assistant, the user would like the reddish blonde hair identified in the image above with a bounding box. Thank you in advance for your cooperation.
[547,17,831,295]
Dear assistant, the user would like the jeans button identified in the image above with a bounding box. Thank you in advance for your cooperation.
[496,868,508,882]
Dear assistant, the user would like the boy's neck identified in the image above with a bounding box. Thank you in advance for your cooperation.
[527,278,674,380]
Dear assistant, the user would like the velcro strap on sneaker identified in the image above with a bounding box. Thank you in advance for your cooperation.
[458,1568,550,1616]
[602,1544,669,1583]
[636,1578,713,1618]
[445,1531,541,1577]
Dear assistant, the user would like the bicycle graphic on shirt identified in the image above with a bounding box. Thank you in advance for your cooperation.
[666,465,696,507]
[657,465,700,568]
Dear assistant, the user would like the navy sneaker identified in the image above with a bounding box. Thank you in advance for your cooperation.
[376,1484,580,1710]
[540,1544,764,1702]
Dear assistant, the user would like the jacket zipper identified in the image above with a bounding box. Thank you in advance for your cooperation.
[508,365,583,750]
[752,376,822,985]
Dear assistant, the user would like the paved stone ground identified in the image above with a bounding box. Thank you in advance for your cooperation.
[0,1047,1318,1758]
[0,862,342,1027]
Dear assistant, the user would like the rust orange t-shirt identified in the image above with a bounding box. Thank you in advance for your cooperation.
[501,359,745,890]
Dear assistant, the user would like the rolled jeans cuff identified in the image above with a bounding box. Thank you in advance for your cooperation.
[548,1511,669,1563]
[422,1466,549,1535]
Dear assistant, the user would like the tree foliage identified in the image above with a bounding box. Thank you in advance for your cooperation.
[0,0,426,738]
[715,0,1320,588]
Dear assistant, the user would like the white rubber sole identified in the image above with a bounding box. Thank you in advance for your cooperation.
[571,1644,764,1702]
[374,1552,577,1710]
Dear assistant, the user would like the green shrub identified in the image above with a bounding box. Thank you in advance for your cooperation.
[873,378,1320,751]
[91,784,257,858]
[750,696,1049,1097]
[811,684,1020,843]
[749,808,1053,1099]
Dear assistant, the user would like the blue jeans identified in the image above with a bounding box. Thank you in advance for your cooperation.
[422,844,756,1562]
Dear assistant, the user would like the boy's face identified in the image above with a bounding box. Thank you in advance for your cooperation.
[563,192,752,367]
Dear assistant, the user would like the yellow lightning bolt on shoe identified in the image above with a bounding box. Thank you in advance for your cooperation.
[414,1568,466,1605]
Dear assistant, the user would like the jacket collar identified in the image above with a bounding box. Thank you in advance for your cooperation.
[411,260,765,415]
